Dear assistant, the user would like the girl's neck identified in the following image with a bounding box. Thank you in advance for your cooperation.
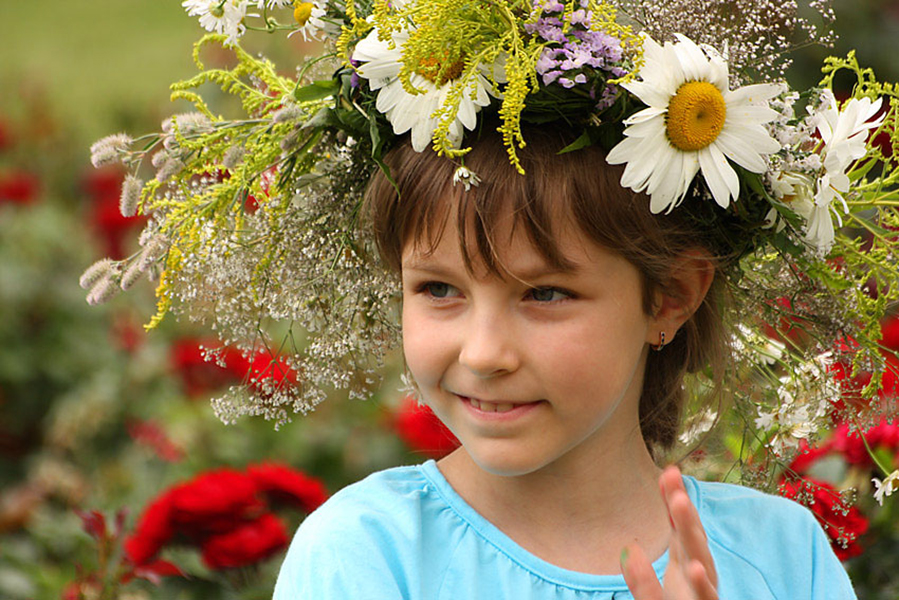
[437,435,671,575]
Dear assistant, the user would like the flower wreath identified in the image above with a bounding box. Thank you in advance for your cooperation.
[83,0,899,499]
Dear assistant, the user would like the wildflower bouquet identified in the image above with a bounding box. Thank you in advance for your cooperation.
[84,0,899,502]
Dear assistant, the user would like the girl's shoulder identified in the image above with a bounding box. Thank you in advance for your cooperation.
[273,461,455,599]
[685,476,856,600]
[685,475,822,545]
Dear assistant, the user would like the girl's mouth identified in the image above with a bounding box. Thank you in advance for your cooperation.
[457,395,543,419]
[467,397,518,413]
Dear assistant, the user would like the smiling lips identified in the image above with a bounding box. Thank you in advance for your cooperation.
[458,395,538,415]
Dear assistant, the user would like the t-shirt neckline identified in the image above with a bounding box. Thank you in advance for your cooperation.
[419,459,683,592]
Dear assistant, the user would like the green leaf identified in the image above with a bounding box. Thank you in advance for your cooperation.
[294,79,339,103]
[558,130,593,154]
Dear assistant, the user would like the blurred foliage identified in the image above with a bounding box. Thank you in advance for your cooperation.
[1,0,898,598]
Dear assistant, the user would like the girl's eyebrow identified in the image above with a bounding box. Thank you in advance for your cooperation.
[402,257,581,281]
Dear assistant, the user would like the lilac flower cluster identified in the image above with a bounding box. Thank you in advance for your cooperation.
[526,0,625,108]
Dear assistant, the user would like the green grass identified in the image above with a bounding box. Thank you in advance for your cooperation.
[2,0,201,142]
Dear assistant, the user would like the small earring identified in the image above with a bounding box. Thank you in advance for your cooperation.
[651,331,666,351]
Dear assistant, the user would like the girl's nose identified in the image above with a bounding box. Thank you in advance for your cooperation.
[458,313,520,378]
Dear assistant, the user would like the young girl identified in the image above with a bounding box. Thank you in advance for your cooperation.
[83,1,897,597]
[271,123,856,599]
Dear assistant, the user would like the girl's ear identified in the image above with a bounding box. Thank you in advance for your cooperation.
[647,251,715,344]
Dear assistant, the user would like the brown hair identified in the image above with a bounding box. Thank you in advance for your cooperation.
[365,121,728,453]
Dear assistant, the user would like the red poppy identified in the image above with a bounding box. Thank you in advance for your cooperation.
[779,477,869,561]
[392,396,460,459]
[200,513,290,570]
[247,463,329,513]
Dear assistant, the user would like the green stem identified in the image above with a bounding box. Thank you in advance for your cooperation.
[852,415,894,477]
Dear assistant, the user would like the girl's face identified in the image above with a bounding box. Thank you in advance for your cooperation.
[401,211,662,477]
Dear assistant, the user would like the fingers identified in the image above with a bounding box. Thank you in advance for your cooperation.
[660,466,718,589]
[621,544,663,600]
[686,559,719,600]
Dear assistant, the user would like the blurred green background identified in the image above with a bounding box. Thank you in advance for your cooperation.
[1,1,898,599]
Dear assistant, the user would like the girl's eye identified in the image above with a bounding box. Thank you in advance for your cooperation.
[527,287,571,303]
[421,282,460,299]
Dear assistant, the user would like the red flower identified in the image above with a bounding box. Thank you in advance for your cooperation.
[832,420,899,470]
[882,315,899,352]
[392,396,460,459]
[247,463,329,512]
[84,166,146,259]
[170,338,298,397]
[0,118,12,151]
[785,439,834,475]
[125,493,176,565]
[200,513,289,570]
[0,169,39,205]
[124,464,327,573]
[779,477,869,561]
[126,419,185,463]
[761,296,810,346]
[170,338,247,397]
[168,469,266,536]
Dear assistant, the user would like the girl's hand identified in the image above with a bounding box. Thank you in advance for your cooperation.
[620,466,718,600]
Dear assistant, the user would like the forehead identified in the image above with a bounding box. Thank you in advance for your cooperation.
[401,196,595,280]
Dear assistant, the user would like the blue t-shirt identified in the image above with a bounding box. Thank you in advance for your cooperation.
[274,460,856,599]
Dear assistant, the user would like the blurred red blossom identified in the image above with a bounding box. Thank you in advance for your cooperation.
[0,118,12,151]
[200,512,290,570]
[247,463,329,512]
[392,396,459,459]
[126,419,185,463]
[124,463,327,573]
[0,169,40,205]
[83,166,146,259]
[170,337,298,397]
[779,477,869,561]
[831,421,899,470]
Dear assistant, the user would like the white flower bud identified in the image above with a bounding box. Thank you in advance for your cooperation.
[86,275,121,305]
[119,175,143,217]
[79,259,116,290]
[156,157,184,182]
[272,104,304,124]
[89,133,132,168]
[120,261,146,290]
[222,145,246,170]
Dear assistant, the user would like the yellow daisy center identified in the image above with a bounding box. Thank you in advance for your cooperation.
[415,55,464,86]
[666,81,727,152]
[293,2,314,26]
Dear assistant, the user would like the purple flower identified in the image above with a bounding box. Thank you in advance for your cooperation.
[535,50,562,75]
[595,83,619,111]
[542,70,563,86]
[569,9,590,26]
[533,0,565,13]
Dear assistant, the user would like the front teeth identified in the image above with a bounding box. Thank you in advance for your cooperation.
[469,398,515,413]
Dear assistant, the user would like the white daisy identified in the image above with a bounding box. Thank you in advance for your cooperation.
[352,27,496,152]
[805,95,884,254]
[287,1,327,42]
[606,34,783,213]
[873,470,899,506]
[182,0,248,46]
